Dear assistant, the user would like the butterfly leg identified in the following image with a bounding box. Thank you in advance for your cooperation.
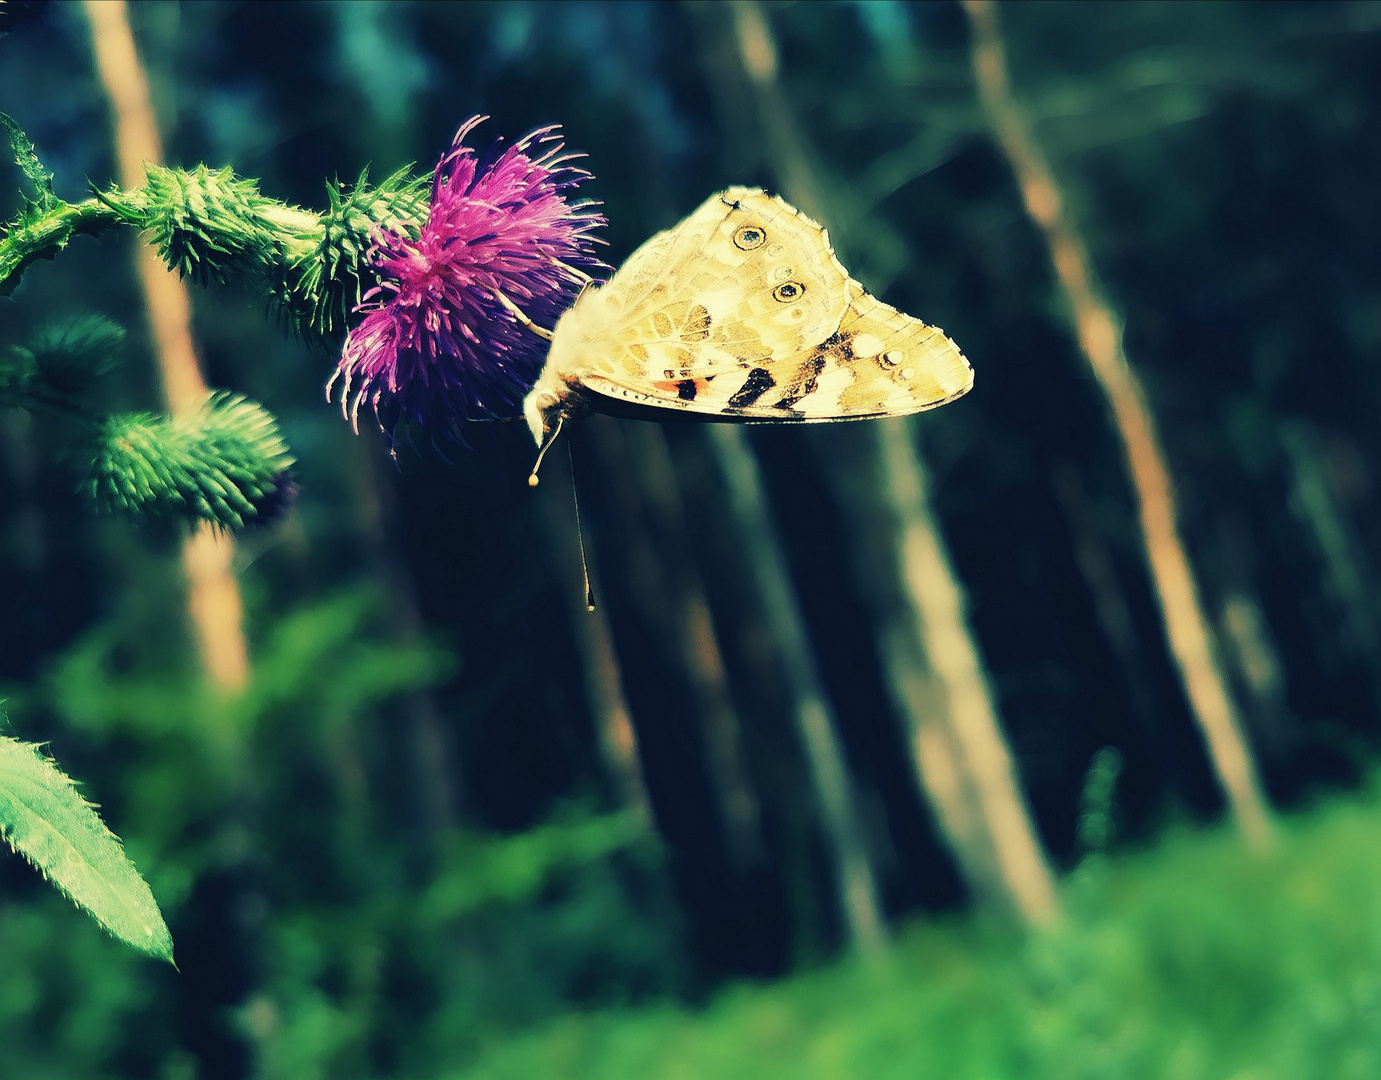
[552,259,595,285]
[491,289,555,342]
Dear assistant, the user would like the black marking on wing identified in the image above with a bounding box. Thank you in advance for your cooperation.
[728,367,776,408]
[771,350,829,410]
[677,378,699,401]
[823,331,855,360]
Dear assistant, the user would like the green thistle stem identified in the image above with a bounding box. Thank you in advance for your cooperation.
[0,197,121,296]
[1,165,426,337]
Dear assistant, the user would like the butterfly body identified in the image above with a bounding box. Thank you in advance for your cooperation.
[523,187,973,455]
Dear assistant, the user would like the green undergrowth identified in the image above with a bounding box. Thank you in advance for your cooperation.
[463,787,1381,1080]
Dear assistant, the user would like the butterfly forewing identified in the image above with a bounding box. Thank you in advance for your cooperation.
[586,200,718,319]
[564,188,850,384]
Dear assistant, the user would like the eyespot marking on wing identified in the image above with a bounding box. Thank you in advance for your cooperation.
[734,224,767,250]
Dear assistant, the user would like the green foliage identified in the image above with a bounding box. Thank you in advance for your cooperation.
[0,109,54,212]
[0,313,124,415]
[0,583,682,1078]
[422,810,644,922]
[0,736,172,961]
[0,899,159,1080]
[462,789,1381,1080]
[85,392,296,529]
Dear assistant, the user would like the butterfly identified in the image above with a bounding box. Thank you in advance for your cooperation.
[521,186,973,483]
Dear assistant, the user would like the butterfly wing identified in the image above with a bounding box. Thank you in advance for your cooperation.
[579,278,973,420]
[552,188,854,398]
[554,187,970,421]
[579,187,798,321]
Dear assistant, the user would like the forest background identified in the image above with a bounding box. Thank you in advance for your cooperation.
[4,1,1381,1078]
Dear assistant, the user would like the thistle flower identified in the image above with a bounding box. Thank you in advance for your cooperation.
[330,116,605,441]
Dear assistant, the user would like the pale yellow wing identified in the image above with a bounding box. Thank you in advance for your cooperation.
[554,187,852,388]
[578,279,973,421]
[581,187,770,319]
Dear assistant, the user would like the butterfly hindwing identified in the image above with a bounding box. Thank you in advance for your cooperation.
[579,280,972,421]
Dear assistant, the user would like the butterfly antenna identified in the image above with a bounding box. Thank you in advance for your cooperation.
[568,440,596,611]
[528,412,564,487]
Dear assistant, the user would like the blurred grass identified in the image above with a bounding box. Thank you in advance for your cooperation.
[462,783,1381,1080]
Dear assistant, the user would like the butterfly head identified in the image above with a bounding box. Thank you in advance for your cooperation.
[524,368,563,445]
[523,366,570,485]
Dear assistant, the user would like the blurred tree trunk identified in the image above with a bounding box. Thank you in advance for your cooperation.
[964,0,1273,849]
[85,0,247,693]
[1211,514,1292,770]
[349,435,459,839]
[581,416,761,867]
[888,420,1054,921]
[707,425,887,954]
[533,445,652,826]
[1279,422,1381,683]
[711,0,1057,924]
[822,420,1056,922]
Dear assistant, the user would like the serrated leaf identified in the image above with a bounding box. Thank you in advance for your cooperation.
[0,736,173,960]
[0,110,55,210]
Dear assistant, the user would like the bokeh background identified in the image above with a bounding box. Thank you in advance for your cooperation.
[4,1,1381,1077]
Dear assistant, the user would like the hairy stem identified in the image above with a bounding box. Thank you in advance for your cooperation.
[0,197,121,296]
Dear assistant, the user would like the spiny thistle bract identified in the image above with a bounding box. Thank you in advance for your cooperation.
[87,392,296,529]
[95,160,432,342]
[99,163,290,286]
[271,165,430,340]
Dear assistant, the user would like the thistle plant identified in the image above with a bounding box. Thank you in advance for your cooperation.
[87,393,296,529]
[2,111,604,455]
[0,108,605,954]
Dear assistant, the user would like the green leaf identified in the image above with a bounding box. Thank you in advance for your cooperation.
[0,111,55,210]
[0,735,173,960]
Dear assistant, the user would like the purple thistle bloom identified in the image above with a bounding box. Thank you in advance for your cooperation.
[330,116,606,440]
